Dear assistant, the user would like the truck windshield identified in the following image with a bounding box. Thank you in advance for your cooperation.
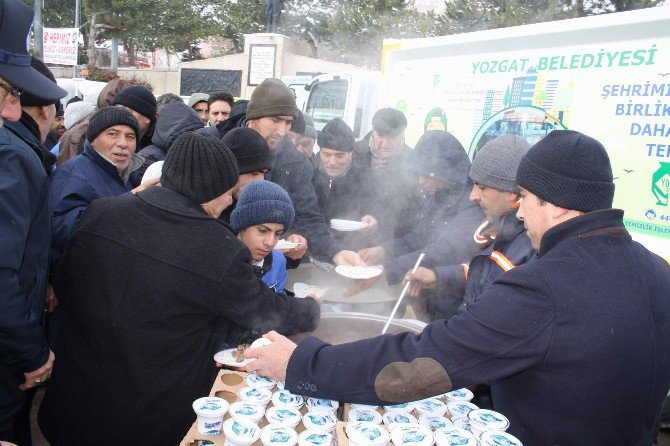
[305,79,348,131]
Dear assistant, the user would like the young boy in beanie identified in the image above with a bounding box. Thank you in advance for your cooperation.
[231,180,295,293]
[245,129,670,446]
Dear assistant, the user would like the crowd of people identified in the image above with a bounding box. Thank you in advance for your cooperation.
[2,0,670,445]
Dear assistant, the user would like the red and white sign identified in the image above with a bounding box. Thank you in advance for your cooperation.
[43,28,79,66]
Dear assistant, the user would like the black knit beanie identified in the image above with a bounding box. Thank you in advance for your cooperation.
[222,127,273,175]
[86,106,140,142]
[516,130,614,212]
[317,118,354,152]
[21,57,60,106]
[161,132,239,204]
[372,108,407,136]
[246,78,299,121]
[112,85,157,121]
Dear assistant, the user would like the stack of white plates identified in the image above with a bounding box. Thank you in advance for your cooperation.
[330,219,369,232]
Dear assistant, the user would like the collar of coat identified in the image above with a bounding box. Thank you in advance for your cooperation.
[137,185,235,231]
[538,208,628,258]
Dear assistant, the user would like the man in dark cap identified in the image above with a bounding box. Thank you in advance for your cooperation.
[288,111,316,160]
[311,118,373,249]
[354,107,422,243]
[49,107,143,262]
[39,132,320,445]
[0,0,67,443]
[112,84,157,150]
[245,130,670,446]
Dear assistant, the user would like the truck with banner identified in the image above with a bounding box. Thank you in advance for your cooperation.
[304,6,670,260]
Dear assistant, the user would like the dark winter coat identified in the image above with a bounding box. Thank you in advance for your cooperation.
[426,211,534,321]
[354,132,422,242]
[49,141,142,263]
[130,101,204,187]
[268,137,342,261]
[285,209,670,445]
[0,121,51,424]
[39,186,320,446]
[311,156,370,223]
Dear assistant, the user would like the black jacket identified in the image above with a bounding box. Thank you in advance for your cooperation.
[285,209,670,445]
[130,102,204,187]
[0,120,51,423]
[39,187,320,445]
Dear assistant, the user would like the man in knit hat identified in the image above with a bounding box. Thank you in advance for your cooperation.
[39,131,320,445]
[231,179,295,294]
[288,111,316,159]
[188,92,209,124]
[354,107,422,243]
[246,78,363,267]
[245,129,670,446]
[49,106,143,262]
[404,135,534,321]
[112,84,157,150]
[0,1,67,442]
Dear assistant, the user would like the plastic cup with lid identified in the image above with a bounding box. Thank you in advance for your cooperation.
[298,429,333,446]
[192,396,229,436]
[390,423,434,446]
[229,401,265,423]
[467,409,510,437]
[479,430,523,446]
[451,416,472,432]
[260,425,299,446]
[238,386,272,408]
[446,401,478,419]
[350,403,380,411]
[382,410,417,429]
[272,390,305,410]
[246,372,276,390]
[302,411,337,433]
[443,388,474,403]
[345,421,390,446]
[305,397,339,413]
[348,407,383,425]
[223,418,261,446]
[418,415,453,430]
[433,427,478,446]
[265,406,302,428]
[415,398,448,417]
[383,402,415,413]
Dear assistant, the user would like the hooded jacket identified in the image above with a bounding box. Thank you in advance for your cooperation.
[129,101,203,187]
[39,186,319,445]
[0,120,51,424]
[381,131,483,285]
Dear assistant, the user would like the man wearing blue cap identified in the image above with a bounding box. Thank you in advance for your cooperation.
[0,0,67,443]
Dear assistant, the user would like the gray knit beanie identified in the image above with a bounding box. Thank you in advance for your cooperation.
[246,78,299,121]
[64,101,96,130]
[86,106,140,143]
[188,92,209,108]
[230,180,295,232]
[470,135,530,193]
[161,132,239,204]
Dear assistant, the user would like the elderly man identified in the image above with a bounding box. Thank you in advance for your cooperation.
[39,132,320,445]
[404,135,534,321]
[49,107,143,261]
[246,130,670,445]
[0,0,67,443]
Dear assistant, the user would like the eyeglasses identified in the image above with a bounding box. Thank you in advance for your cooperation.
[0,82,23,100]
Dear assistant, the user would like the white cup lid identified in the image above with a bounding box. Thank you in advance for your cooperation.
[298,429,333,446]
[260,425,298,446]
[192,397,229,417]
[390,424,434,446]
[223,418,261,444]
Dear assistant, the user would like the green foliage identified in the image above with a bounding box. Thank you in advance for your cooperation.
[210,0,266,53]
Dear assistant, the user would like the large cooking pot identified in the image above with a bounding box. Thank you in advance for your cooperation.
[290,312,427,345]
[287,263,429,319]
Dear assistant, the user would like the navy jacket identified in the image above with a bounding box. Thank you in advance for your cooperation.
[427,211,535,320]
[0,121,51,423]
[130,102,203,187]
[49,141,139,263]
[39,187,319,445]
[285,209,670,445]
[268,137,342,261]
[381,182,483,286]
